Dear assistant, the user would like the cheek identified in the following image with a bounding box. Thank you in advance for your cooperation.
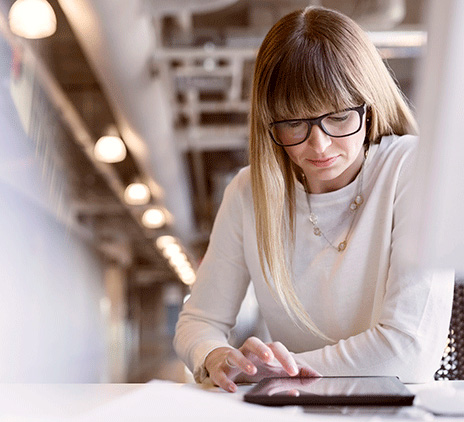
[340,130,366,158]
[346,142,363,158]
[284,146,305,166]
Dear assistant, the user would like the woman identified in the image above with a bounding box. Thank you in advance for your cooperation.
[174,6,454,393]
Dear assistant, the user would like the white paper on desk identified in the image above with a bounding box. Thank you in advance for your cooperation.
[74,381,312,422]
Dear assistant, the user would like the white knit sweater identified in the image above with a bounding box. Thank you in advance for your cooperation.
[174,135,454,384]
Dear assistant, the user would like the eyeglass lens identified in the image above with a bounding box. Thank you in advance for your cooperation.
[271,109,362,146]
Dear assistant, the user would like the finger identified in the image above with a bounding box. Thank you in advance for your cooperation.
[267,342,299,376]
[212,370,238,393]
[299,366,321,378]
[240,336,275,363]
[225,355,236,368]
[225,349,257,376]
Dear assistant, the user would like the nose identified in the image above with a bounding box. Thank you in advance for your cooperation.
[306,124,332,153]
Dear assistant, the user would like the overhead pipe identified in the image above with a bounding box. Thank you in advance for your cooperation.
[57,0,195,242]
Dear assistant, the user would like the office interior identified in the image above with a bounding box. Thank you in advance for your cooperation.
[0,0,458,385]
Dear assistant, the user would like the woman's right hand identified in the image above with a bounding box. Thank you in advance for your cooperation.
[203,336,319,393]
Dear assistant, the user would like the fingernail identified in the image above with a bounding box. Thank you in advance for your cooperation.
[291,365,299,375]
[263,351,273,362]
[247,364,256,374]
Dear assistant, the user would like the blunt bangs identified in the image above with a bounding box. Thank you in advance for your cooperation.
[268,42,362,122]
[264,11,365,123]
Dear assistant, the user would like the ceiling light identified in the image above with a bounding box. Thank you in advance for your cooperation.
[177,266,196,285]
[154,235,196,285]
[124,183,150,205]
[142,208,166,229]
[94,135,127,163]
[155,235,177,249]
[163,243,182,259]
[9,0,57,39]
[168,253,188,267]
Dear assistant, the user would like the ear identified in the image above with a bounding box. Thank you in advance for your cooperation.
[365,108,373,134]
[364,107,373,145]
[366,107,372,123]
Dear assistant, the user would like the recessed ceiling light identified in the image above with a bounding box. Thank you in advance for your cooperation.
[94,135,127,163]
[124,183,150,205]
[9,0,57,39]
[142,208,166,229]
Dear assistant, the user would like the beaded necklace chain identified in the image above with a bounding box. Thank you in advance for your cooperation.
[303,148,368,252]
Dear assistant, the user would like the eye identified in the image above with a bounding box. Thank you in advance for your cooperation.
[284,120,305,129]
[327,113,349,122]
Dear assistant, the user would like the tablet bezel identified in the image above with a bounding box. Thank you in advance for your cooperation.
[243,376,415,407]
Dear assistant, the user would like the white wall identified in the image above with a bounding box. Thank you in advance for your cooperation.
[0,185,107,381]
[407,0,464,272]
[0,25,108,382]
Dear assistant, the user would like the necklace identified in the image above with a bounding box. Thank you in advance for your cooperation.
[303,148,368,252]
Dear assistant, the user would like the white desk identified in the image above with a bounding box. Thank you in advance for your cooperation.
[0,381,463,421]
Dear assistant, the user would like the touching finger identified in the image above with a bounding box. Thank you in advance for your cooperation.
[225,349,257,376]
[298,365,321,378]
[267,342,299,376]
[240,336,275,364]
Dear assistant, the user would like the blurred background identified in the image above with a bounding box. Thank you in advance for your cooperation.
[0,0,428,383]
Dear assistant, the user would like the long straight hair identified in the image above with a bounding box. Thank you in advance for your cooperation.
[249,7,417,339]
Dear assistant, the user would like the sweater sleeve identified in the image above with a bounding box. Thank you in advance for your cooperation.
[293,142,455,383]
[173,170,251,382]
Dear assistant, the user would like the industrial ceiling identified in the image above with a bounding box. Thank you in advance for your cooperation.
[8,0,426,285]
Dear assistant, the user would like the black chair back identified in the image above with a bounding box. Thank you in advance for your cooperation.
[435,278,464,380]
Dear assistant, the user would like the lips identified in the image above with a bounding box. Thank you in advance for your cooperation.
[307,156,339,168]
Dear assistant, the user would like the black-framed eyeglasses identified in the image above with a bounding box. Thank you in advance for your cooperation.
[269,104,366,147]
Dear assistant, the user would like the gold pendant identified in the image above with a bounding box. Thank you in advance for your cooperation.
[337,241,347,252]
[349,195,364,211]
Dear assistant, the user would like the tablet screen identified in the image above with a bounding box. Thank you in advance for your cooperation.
[243,376,415,406]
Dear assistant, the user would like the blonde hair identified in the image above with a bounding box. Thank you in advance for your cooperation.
[249,7,417,340]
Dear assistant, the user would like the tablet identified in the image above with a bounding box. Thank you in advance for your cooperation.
[243,376,415,406]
